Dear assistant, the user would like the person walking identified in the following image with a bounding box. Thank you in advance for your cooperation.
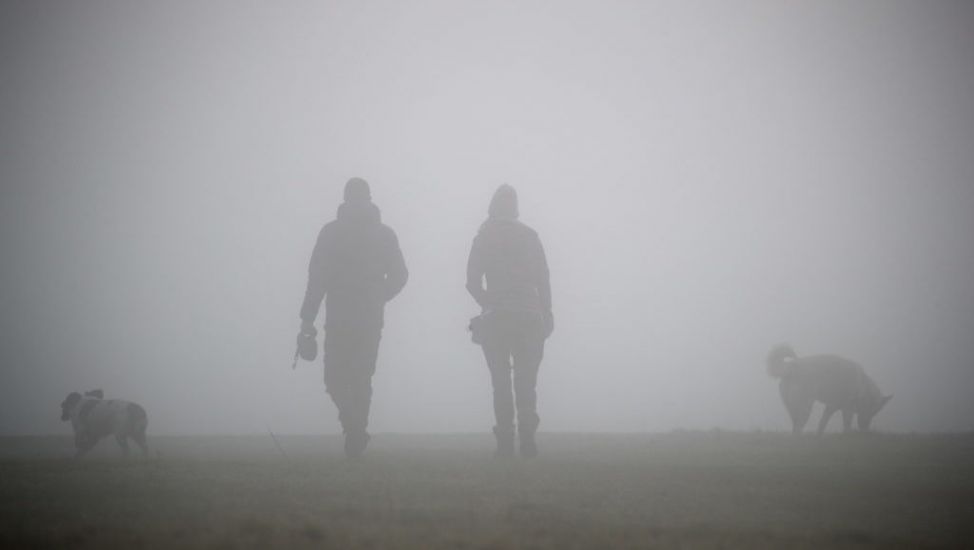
[467,184,553,458]
[299,177,408,459]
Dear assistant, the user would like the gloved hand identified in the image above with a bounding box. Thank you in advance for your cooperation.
[295,320,319,365]
[300,320,317,337]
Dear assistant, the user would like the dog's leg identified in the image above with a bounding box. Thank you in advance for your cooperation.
[132,432,149,458]
[795,399,814,434]
[786,394,813,435]
[841,409,854,433]
[817,405,837,435]
[116,434,130,457]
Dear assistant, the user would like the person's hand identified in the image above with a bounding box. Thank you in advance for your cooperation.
[300,320,317,337]
[543,310,554,339]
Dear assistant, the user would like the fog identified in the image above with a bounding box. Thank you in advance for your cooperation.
[2,1,972,436]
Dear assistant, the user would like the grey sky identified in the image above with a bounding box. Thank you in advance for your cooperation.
[2,1,972,435]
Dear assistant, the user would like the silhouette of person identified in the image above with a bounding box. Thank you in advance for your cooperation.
[299,178,408,458]
[467,185,553,458]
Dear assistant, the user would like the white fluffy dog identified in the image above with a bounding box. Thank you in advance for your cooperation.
[60,389,149,458]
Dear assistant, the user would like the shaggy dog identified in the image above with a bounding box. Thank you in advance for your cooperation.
[767,344,891,434]
[60,389,149,458]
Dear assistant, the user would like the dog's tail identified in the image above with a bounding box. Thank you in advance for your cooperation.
[766,344,798,378]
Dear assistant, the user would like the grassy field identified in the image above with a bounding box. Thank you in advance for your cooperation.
[0,432,972,549]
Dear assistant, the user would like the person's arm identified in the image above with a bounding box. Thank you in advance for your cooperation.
[536,235,551,314]
[534,233,553,337]
[466,235,489,309]
[299,229,328,327]
[383,230,408,301]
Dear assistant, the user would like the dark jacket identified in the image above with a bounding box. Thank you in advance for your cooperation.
[466,218,550,314]
[301,201,408,331]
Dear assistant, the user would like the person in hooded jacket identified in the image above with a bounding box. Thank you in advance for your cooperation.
[467,184,553,458]
[299,178,408,459]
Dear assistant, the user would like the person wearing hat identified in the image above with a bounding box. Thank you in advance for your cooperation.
[466,184,553,458]
[299,177,408,459]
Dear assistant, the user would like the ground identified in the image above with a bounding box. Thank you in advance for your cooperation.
[0,432,972,549]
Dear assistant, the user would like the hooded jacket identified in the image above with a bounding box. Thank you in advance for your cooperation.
[466,218,551,315]
[301,200,408,331]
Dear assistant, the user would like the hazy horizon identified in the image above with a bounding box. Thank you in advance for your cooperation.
[2,1,973,436]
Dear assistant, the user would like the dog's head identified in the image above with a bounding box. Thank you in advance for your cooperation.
[60,392,82,421]
[858,394,893,431]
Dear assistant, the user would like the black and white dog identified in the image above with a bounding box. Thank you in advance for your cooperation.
[60,389,149,458]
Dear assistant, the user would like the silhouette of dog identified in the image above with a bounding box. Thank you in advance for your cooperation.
[767,344,891,434]
[60,389,149,458]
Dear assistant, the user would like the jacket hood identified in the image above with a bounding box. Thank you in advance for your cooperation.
[337,200,381,225]
[488,184,518,221]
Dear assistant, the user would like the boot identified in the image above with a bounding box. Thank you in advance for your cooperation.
[519,428,537,458]
[493,427,515,459]
[344,431,370,460]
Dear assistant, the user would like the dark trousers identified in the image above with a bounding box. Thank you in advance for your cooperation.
[324,327,381,435]
[481,310,545,434]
